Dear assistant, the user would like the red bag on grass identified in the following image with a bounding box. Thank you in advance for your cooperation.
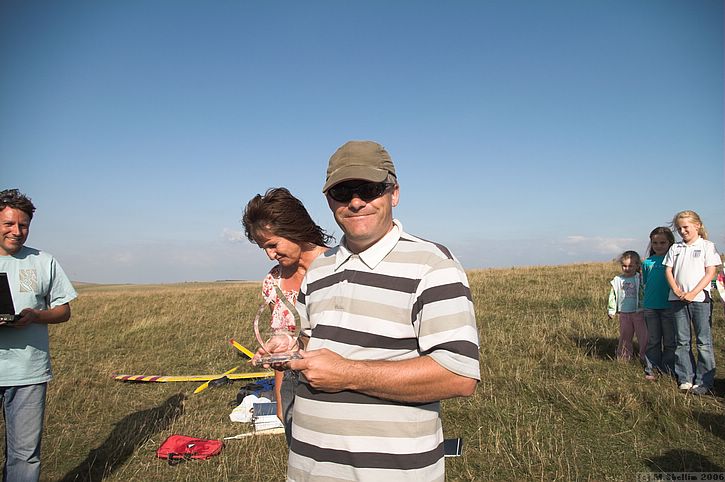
[156,434,223,464]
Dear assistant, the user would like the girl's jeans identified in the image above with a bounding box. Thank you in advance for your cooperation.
[671,300,715,388]
[643,308,676,376]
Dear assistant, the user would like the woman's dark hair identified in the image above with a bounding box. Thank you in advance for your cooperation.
[242,187,334,247]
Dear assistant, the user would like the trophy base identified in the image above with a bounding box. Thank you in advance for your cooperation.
[257,352,302,365]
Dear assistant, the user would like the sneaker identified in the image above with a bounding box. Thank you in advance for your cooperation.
[678,382,693,391]
[644,374,657,381]
[690,385,712,395]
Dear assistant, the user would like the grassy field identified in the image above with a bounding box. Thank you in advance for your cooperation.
[2,263,724,481]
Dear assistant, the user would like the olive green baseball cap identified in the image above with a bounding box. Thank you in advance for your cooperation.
[322,140,397,193]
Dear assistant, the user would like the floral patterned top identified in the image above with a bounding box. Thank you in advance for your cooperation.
[262,265,298,331]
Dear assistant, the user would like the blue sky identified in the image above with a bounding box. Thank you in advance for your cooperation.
[1,1,723,284]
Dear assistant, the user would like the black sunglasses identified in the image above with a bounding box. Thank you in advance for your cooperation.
[328,181,393,203]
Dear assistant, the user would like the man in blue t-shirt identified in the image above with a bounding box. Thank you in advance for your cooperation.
[0,189,77,482]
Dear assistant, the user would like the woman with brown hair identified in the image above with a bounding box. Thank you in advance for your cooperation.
[242,187,332,446]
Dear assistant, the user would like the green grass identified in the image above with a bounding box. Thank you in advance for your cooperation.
[2,264,724,481]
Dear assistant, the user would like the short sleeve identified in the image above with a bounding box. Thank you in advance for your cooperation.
[414,257,480,381]
[663,245,676,268]
[48,257,77,308]
[705,242,721,267]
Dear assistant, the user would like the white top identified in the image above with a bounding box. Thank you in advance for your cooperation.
[663,237,720,302]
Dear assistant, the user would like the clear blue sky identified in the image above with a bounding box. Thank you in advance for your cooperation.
[1,1,723,284]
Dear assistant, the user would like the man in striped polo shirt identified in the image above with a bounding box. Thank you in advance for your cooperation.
[286,141,481,481]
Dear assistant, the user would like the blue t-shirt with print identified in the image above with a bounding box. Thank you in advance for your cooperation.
[0,246,77,386]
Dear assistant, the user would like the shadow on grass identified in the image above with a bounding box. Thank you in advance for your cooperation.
[58,393,185,482]
[644,449,724,473]
[712,377,725,399]
[572,335,620,360]
[693,410,725,441]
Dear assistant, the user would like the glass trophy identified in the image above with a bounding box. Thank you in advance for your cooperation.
[252,290,302,365]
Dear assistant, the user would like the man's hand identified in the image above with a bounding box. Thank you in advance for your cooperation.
[6,304,71,327]
[288,348,478,402]
[9,308,39,328]
[287,349,351,393]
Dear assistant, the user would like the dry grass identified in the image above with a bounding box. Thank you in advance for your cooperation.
[1,264,723,481]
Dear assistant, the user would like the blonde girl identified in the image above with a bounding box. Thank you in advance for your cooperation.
[642,227,676,380]
[664,210,720,394]
[608,250,647,362]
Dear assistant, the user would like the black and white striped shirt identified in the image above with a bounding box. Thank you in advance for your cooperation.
[288,220,480,481]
